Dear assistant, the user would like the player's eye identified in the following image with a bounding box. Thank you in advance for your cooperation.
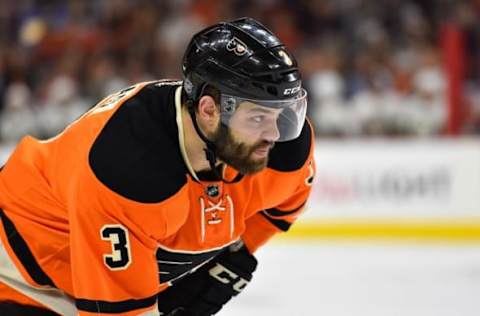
[250,115,265,123]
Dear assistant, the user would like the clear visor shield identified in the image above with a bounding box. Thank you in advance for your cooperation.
[220,89,307,142]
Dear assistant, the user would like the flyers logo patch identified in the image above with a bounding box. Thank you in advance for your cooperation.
[226,37,248,56]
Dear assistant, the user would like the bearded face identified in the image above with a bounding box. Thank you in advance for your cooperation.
[207,101,283,174]
[211,123,274,175]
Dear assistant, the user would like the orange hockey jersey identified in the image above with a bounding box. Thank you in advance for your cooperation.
[0,80,315,315]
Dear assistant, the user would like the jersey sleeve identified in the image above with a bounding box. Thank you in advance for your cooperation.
[24,80,187,315]
[67,170,162,316]
[242,120,316,253]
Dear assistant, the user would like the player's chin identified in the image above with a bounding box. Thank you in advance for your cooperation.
[243,156,268,174]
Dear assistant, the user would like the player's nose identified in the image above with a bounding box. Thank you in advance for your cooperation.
[262,121,280,143]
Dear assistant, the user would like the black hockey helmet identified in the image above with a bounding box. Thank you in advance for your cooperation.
[182,17,307,142]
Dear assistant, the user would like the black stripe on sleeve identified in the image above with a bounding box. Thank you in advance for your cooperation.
[263,203,305,218]
[0,209,56,287]
[75,294,157,314]
[260,211,292,232]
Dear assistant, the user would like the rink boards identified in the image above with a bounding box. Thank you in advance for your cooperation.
[288,138,480,242]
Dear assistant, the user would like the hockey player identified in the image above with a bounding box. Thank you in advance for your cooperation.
[0,17,315,315]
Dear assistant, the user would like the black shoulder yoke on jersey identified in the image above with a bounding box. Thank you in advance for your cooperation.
[89,81,188,203]
[267,120,312,172]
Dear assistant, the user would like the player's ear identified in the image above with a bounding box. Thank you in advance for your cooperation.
[197,95,220,132]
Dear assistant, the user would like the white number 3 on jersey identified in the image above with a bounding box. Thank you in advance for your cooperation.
[101,224,132,270]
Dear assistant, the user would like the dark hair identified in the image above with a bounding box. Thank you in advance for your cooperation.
[181,84,220,111]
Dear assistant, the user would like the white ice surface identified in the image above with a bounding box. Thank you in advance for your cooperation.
[221,241,480,316]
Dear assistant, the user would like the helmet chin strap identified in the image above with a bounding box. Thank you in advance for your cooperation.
[187,100,230,182]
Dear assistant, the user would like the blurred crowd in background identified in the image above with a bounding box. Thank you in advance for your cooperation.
[1,0,480,142]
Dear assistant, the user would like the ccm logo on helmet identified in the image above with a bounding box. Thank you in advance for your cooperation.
[283,86,301,95]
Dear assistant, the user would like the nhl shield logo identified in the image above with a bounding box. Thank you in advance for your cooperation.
[205,185,220,197]
[226,37,248,56]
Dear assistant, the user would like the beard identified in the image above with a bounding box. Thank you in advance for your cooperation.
[210,123,273,175]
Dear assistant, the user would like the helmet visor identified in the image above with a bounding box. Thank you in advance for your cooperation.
[220,89,307,142]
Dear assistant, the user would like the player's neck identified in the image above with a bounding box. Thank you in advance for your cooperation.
[181,106,219,172]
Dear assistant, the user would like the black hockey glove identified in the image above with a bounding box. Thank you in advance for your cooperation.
[158,243,258,316]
